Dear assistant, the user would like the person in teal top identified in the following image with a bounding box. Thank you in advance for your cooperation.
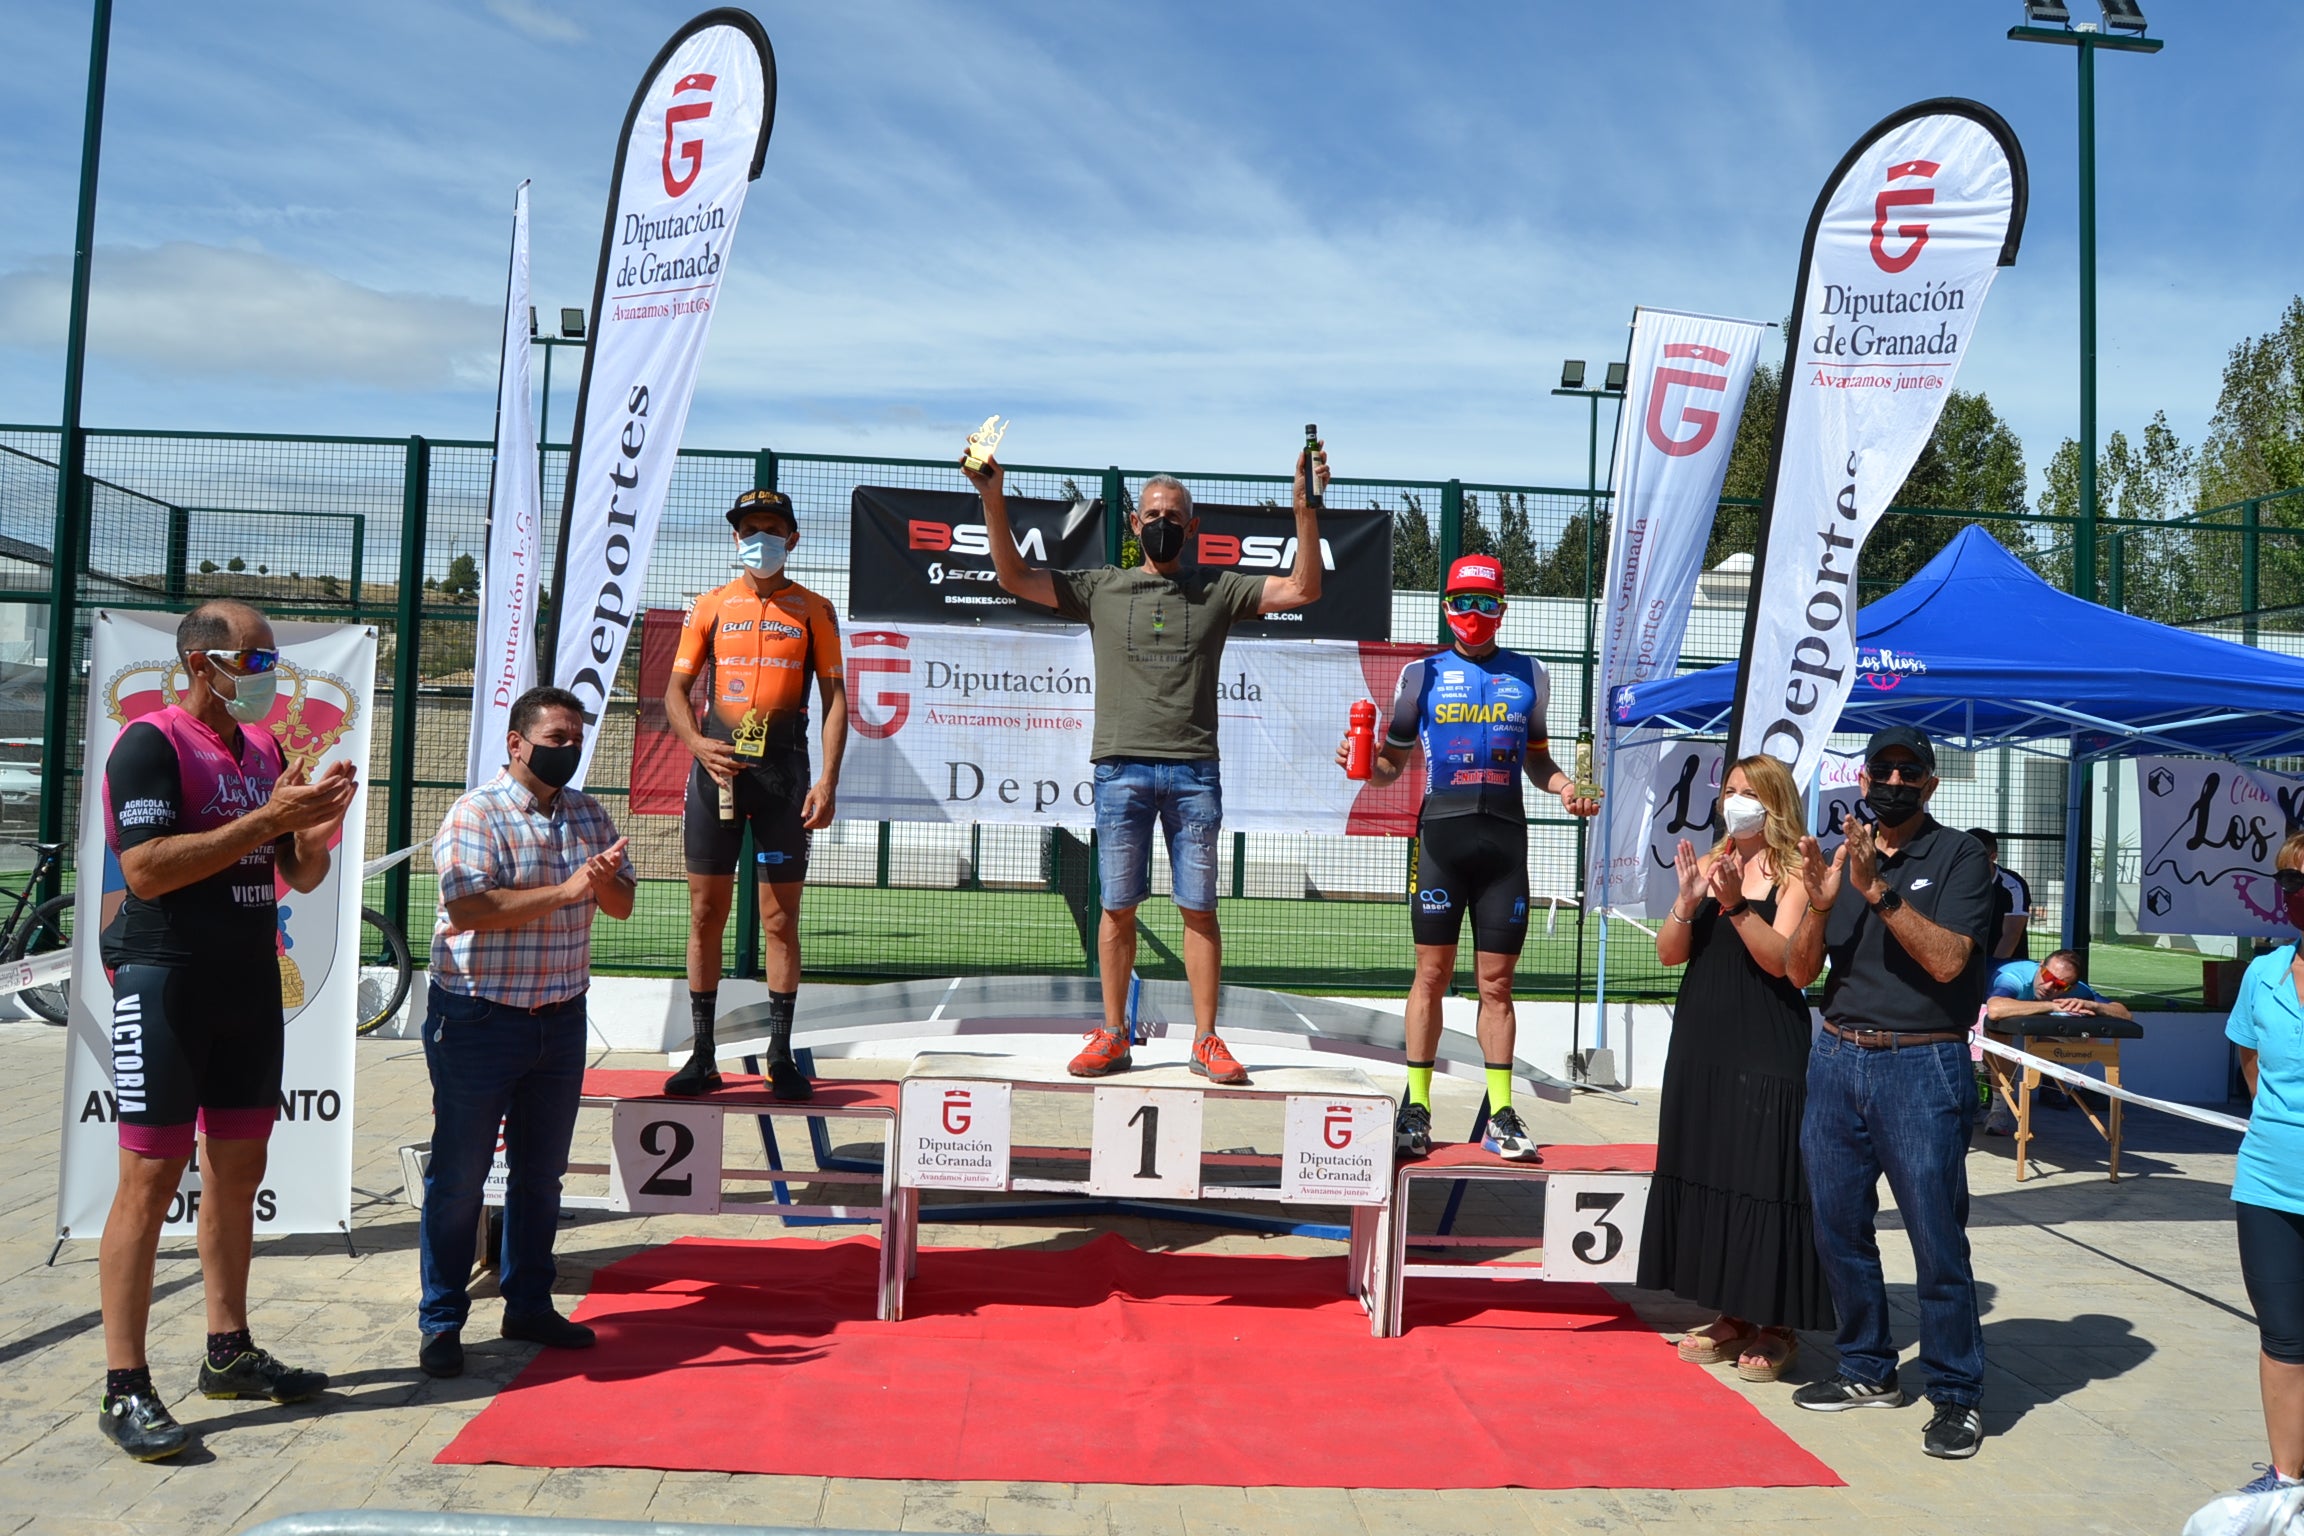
[2223,832,2304,1496]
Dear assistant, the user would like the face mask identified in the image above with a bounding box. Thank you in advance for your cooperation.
[1138,517,1186,564]
[1863,781,1925,827]
[522,739,581,790]
[1720,792,1768,838]
[217,667,278,725]
[738,532,788,575]
[2285,887,2304,932]
[1447,610,1501,649]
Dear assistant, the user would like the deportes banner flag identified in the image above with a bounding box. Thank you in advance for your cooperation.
[1587,307,1765,912]
[57,612,376,1243]
[549,8,775,785]
[1730,100,2026,788]
[469,180,542,790]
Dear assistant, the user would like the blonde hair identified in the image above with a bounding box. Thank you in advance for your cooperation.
[1710,753,1806,890]
[2281,831,2304,870]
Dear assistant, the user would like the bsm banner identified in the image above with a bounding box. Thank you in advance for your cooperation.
[57,612,376,1243]
[2136,755,2304,937]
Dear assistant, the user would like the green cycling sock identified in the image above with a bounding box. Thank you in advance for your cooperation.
[1405,1060,1434,1110]
[1484,1063,1514,1114]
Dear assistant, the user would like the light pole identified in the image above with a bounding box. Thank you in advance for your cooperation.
[2010,0,2162,964]
[533,305,590,448]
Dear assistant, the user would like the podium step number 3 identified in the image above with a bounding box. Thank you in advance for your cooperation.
[1089,1087,1203,1198]
[609,1100,725,1215]
[1539,1172,1648,1284]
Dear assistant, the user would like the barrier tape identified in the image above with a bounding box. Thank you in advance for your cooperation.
[1969,1020,2249,1136]
[0,948,69,1000]
[362,845,419,880]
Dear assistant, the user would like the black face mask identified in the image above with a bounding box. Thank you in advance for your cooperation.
[1863,781,1925,827]
[1138,517,1186,564]
[522,739,581,789]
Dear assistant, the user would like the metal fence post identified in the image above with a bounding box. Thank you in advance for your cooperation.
[1438,479,1463,644]
[349,515,365,614]
[164,501,189,605]
[2244,498,2261,648]
[1102,467,1124,565]
[385,436,430,940]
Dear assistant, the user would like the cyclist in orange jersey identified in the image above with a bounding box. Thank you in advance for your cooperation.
[663,489,847,1099]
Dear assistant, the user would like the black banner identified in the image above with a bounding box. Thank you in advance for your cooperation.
[849,485,1105,625]
[1186,502,1392,641]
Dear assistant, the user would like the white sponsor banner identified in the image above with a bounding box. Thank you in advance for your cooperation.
[2135,756,2304,937]
[1279,1096,1391,1204]
[552,13,775,785]
[898,1079,1012,1191]
[844,624,1399,834]
[1588,310,1764,913]
[57,613,375,1241]
[468,181,543,790]
[1734,102,2025,788]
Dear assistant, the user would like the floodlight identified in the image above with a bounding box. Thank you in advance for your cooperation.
[560,307,587,339]
[1560,360,1586,390]
[1603,361,1628,393]
[2021,1,2071,23]
[528,306,539,338]
[2097,0,2147,33]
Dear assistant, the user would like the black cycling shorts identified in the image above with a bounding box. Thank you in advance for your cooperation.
[110,959,286,1159]
[1409,812,1530,955]
[682,754,812,880]
[2238,1199,2304,1366]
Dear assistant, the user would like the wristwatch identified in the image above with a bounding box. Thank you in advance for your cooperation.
[1867,887,1904,916]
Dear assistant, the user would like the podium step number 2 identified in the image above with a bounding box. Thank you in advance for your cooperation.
[1539,1171,1649,1284]
[609,1100,725,1215]
[1089,1087,1203,1198]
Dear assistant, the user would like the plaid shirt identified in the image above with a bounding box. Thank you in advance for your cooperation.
[429,772,632,1008]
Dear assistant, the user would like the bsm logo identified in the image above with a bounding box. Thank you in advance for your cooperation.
[909,521,1048,560]
[1869,158,1939,274]
[941,1089,972,1136]
[661,72,716,197]
[1322,1104,1355,1150]
[849,630,912,740]
[1194,534,1336,571]
[1644,343,1733,458]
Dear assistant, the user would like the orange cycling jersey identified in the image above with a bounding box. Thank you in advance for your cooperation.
[670,577,843,748]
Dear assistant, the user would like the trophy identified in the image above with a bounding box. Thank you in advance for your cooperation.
[1572,727,1605,803]
[960,415,1009,475]
[721,709,770,821]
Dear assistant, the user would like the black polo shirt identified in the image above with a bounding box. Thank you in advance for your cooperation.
[1822,818,1997,1033]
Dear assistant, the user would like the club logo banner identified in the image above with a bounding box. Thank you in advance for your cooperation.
[2136,756,2304,937]
[549,9,775,785]
[469,180,542,790]
[848,486,1106,625]
[56,612,377,1241]
[1730,100,2026,788]
[1586,308,1764,912]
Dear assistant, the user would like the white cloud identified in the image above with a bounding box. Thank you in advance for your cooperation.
[0,242,497,391]
[482,0,583,45]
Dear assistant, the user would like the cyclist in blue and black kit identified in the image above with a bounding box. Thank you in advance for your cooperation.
[1338,555,1597,1160]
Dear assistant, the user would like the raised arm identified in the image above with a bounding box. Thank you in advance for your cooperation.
[1259,444,1328,612]
[1787,833,1844,989]
[960,457,1057,610]
[1844,820,1974,985]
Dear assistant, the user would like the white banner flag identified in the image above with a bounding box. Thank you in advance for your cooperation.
[57,613,376,1242]
[1732,100,2026,788]
[1623,740,1725,919]
[551,11,776,785]
[469,180,542,790]
[2136,756,2303,937]
[1588,308,1765,912]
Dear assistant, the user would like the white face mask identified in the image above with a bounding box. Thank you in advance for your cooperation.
[1720,792,1768,838]
[738,531,789,575]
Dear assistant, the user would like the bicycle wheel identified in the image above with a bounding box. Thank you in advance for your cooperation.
[6,893,73,1025]
[355,906,414,1036]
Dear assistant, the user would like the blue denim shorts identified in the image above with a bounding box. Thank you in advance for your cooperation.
[1093,758,1222,913]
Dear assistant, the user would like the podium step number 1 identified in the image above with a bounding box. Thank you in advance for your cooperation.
[1538,1172,1648,1284]
[610,1100,725,1214]
[1089,1087,1203,1198]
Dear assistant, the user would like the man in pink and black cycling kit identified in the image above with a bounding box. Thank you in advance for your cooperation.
[94,601,356,1461]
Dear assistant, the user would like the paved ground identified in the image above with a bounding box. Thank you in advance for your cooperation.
[0,1014,2264,1535]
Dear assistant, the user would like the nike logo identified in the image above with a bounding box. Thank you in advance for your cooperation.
[1909,878,1933,891]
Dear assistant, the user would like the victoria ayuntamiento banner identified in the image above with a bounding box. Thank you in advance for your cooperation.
[1730,100,2026,789]
[468,180,542,790]
[1586,308,1765,913]
[57,613,376,1243]
[549,9,775,786]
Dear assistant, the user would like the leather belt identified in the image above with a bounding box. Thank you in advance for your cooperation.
[1822,1021,1964,1050]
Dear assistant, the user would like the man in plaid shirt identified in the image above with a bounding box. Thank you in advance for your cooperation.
[416,686,633,1379]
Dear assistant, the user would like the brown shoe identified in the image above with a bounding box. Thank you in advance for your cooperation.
[1734,1328,1799,1383]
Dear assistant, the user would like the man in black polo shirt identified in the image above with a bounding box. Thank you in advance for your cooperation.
[1787,726,1996,1461]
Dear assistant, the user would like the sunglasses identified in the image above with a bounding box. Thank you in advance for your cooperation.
[1445,593,1501,616]
[200,647,280,675]
[1865,758,1930,783]
[2275,869,2304,895]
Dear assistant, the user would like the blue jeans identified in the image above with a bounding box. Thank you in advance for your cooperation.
[1093,758,1222,913]
[417,983,588,1334]
[1800,1031,1985,1408]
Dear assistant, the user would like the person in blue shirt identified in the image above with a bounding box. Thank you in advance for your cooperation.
[1335,554,1596,1161]
[1982,951,2133,1134]
[2223,833,2304,1496]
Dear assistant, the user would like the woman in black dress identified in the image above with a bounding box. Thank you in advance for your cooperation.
[1640,752,1835,1381]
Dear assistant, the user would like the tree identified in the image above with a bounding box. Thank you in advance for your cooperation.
[2038,414,2209,620]
[441,552,480,600]
[1496,491,1544,593]
[226,556,246,573]
[1457,492,1496,561]
[197,559,218,575]
[256,564,269,576]
[1527,507,1606,598]
[1391,493,1437,592]
[2199,297,2304,614]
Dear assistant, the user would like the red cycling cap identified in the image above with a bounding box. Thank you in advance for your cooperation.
[1445,555,1505,596]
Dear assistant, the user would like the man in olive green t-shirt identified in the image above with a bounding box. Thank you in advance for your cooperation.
[963,451,1328,1083]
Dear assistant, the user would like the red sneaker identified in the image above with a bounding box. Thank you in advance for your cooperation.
[1190,1033,1249,1085]
[1067,1027,1134,1077]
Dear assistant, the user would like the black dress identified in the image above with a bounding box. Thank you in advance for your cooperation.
[1636,892,1836,1330]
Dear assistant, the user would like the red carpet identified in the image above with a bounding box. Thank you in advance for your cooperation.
[439,1234,1838,1488]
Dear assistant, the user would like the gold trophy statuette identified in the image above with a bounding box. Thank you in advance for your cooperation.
[1573,727,1604,803]
[721,710,771,821]
[960,415,1009,475]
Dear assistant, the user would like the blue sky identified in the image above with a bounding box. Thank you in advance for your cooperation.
[1,0,2297,496]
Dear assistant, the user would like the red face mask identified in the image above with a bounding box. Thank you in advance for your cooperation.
[1447,610,1502,649]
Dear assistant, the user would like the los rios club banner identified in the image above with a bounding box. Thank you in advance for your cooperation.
[2135,755,2304,938]
[1731,99,2027,788]
[468,179,542,790]
[550,8,775,786]
[1586,307,1765,913]
[57,613,377,1242]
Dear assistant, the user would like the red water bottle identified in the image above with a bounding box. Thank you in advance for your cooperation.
[1345,699,1376,780]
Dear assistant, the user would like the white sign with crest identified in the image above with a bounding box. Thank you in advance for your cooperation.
[898,1079,1012,1191]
